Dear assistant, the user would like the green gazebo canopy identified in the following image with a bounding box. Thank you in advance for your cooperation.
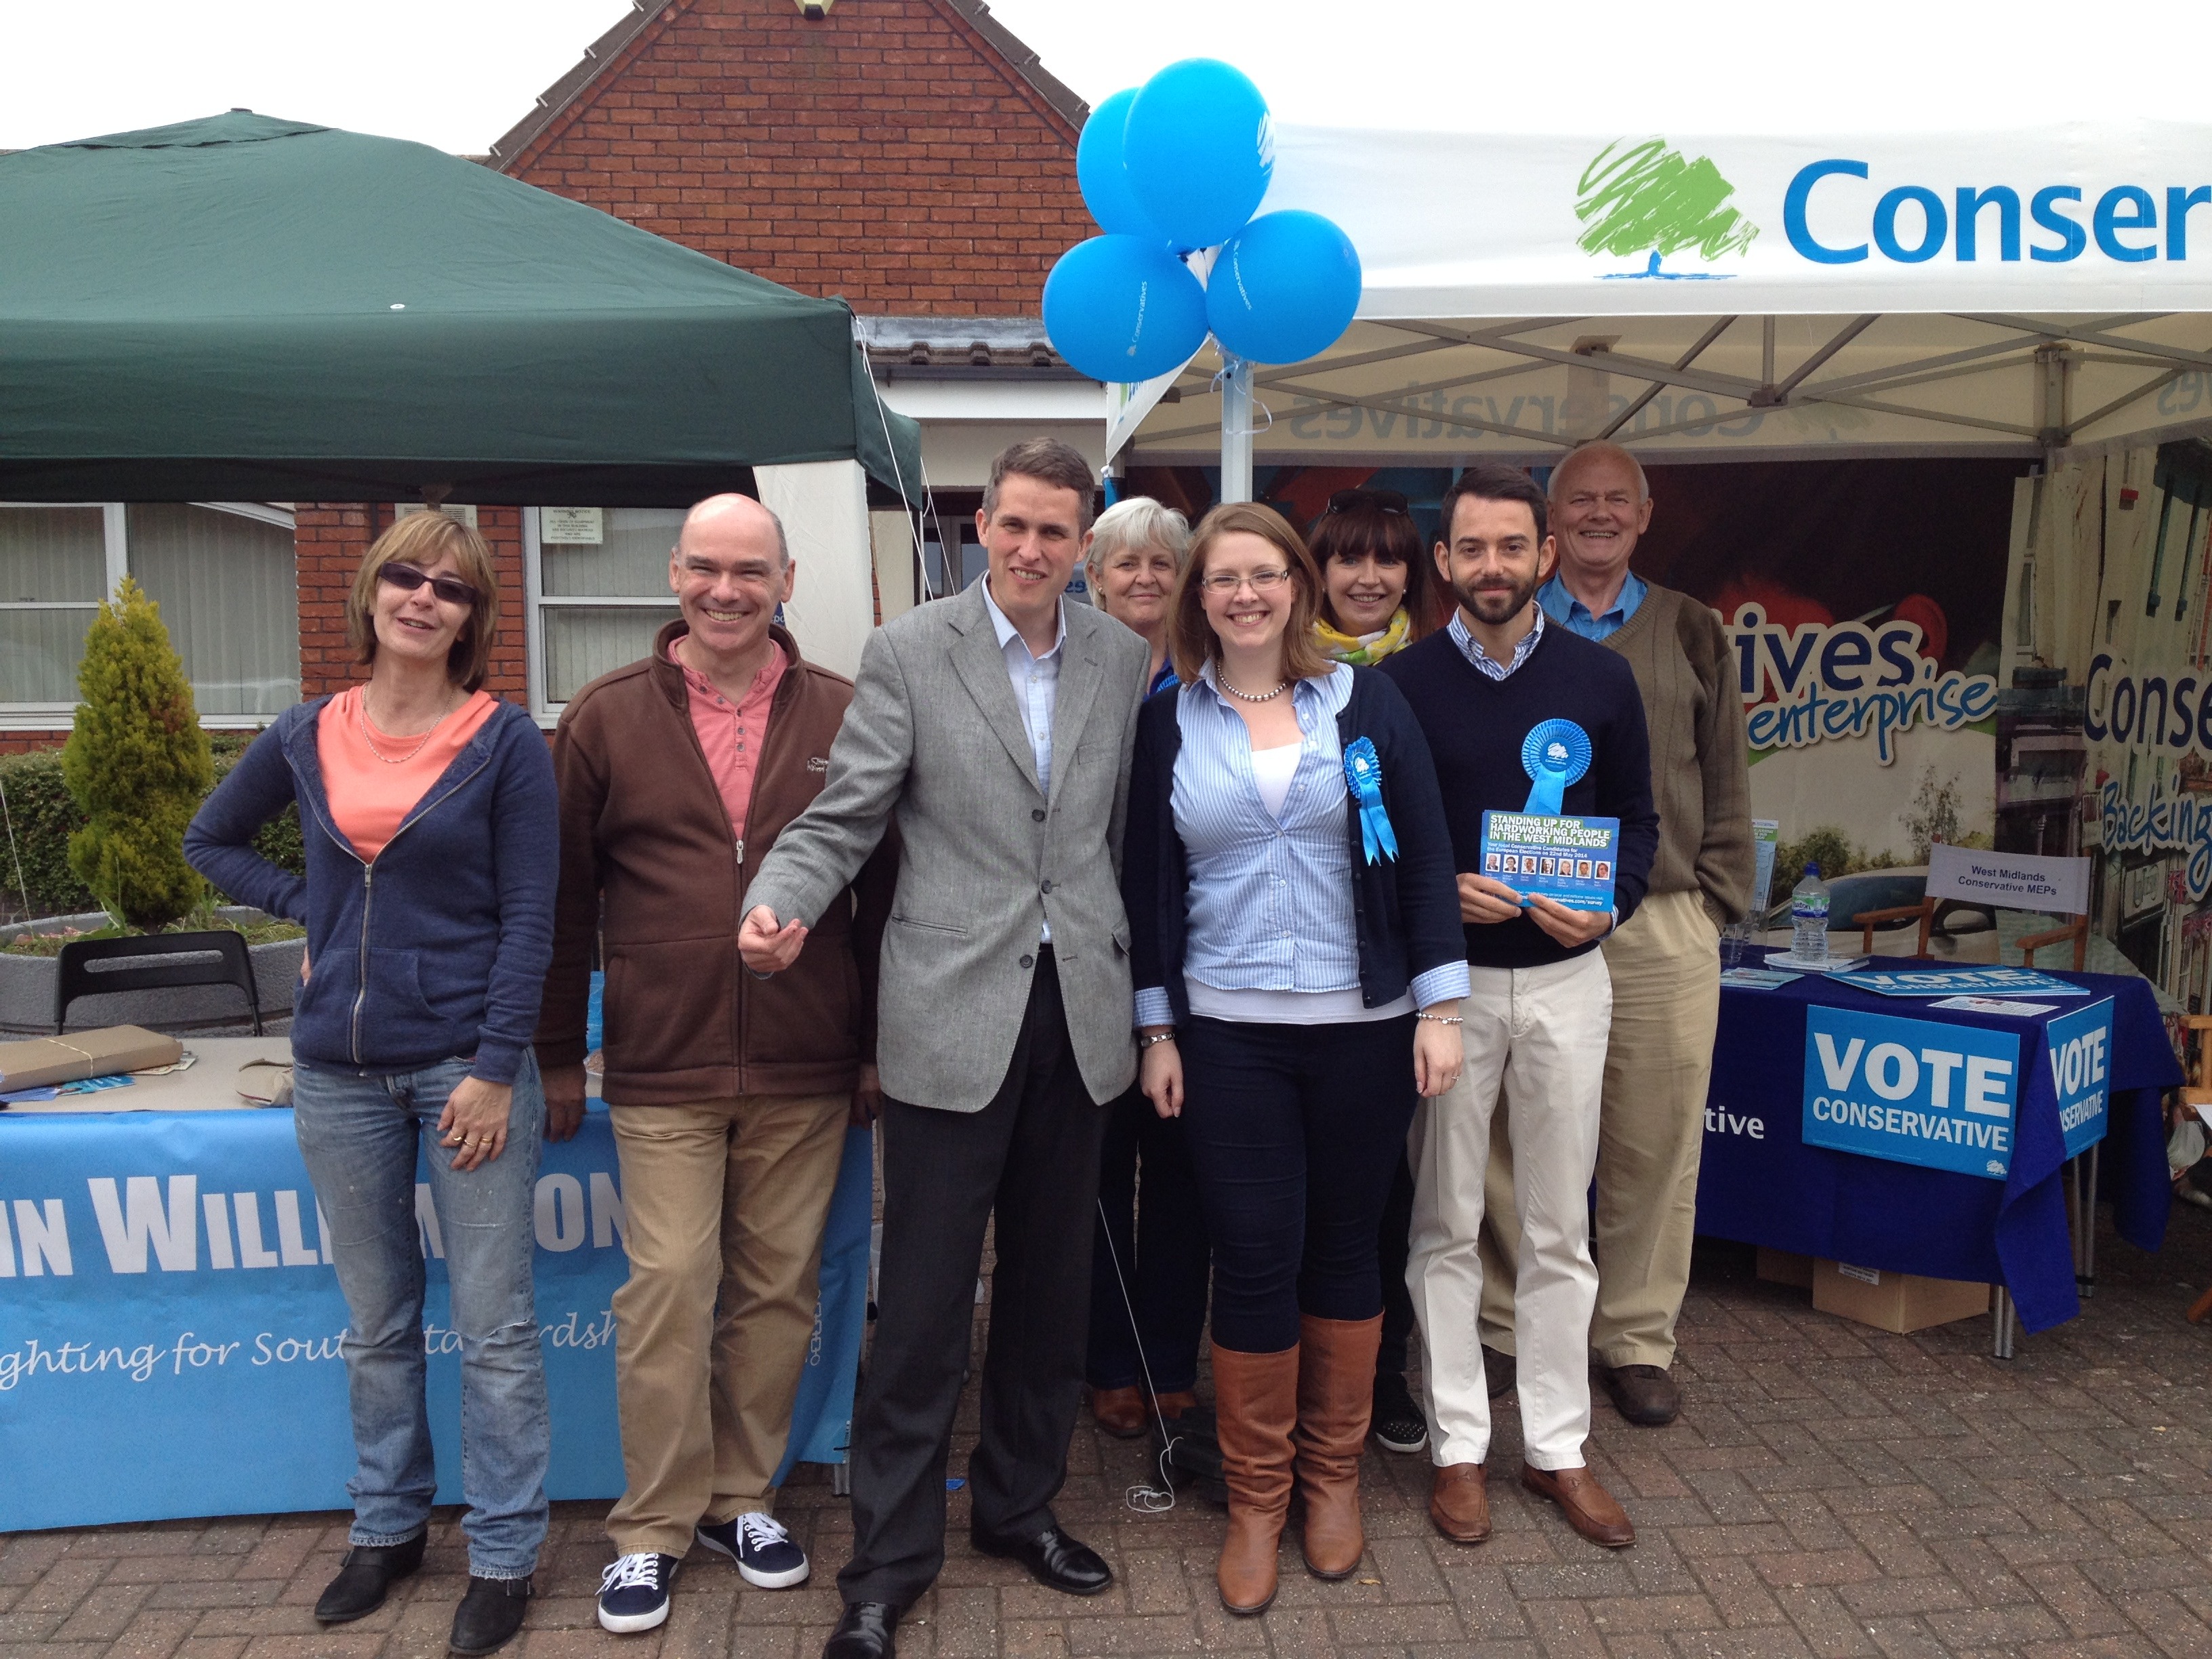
[0,112,921,506]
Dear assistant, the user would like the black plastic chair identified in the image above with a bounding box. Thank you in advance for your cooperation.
[55,930,264,1035]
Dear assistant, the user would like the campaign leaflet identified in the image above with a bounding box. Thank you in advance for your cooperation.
[1479,810,1620,914]
[1844,966,2090,1000]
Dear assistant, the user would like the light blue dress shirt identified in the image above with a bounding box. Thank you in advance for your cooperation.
[979,574,1065,942]
[1538,571,1646,641]
[1448,603,1546,681]
[1132,663,1470,1027]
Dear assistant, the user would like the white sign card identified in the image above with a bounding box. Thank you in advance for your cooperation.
[541,507,605,546]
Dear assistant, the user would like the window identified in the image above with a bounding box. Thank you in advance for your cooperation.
[0,502,298,724]
[524,507,684,718]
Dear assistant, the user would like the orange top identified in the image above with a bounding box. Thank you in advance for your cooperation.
[317,686,500,861]
[669,636,788,851]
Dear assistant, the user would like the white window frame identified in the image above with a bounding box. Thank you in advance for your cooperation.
[0,501,297,731]
[523,506,681,727]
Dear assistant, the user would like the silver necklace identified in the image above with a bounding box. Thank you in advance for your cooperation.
[358,687,453,764]
[1220,674,1291,703]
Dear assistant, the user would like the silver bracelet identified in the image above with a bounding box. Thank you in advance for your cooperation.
[1137,1031,1177,1049]
[1415,1012,1465,1025]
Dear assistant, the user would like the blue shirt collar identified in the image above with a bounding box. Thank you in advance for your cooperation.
[978,573,1066,661]
[1538,570,1645,632]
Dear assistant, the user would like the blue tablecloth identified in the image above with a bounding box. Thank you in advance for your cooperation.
[1696,952,2179,1332]
[0,1103,871,1532]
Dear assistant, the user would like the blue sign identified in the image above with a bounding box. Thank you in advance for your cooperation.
[2047,998,2116,1160]
[0,1107,869,1532]
[1802,1004,2021,1181]
[1844,966,2090,1000]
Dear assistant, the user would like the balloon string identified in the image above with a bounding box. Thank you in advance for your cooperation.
[1206,361,1275,441]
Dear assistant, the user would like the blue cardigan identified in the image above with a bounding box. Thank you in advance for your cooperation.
[1123,665,1466,1027]
[184,697,558,1084]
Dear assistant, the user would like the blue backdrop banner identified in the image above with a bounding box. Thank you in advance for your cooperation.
[0,1105,869,1532]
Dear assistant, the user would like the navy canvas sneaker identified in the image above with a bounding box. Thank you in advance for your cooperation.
[596,1553,680,1633]
[695,1511,811,1589]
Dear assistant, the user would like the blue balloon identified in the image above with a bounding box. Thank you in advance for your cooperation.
[1076,88,1158,238]
[1044,236,1208,384]
[1123,58,1273,251]
[1206,209,1363,365]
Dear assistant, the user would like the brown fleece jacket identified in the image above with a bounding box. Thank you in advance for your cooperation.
[534,621,893,1104]
[1597,582,1756,927]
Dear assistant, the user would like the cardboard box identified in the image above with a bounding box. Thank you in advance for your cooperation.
[1811,1258,1990,1334]
[1757,1247,1816,1288]
[0,1025,183,1091]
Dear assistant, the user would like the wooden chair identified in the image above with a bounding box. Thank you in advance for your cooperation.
[1852,844,2090,968]
[56,930,263,1035]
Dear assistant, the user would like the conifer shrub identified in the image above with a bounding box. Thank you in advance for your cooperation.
[60,577,215,928]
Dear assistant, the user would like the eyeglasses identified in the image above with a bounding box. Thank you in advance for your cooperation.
[1199,568,1293,595]
[1325,487,1411,517]
[378,562,479,608]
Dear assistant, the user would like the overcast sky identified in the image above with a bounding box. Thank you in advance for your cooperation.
[3,0,2207,153]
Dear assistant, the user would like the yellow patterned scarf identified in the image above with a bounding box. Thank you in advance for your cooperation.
[1314,607,1411,665]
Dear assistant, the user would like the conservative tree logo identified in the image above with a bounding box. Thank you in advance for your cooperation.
[1576,138,1759,280]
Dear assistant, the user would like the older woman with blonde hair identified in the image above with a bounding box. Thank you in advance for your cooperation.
[187,509,559,1658]
[1084,494,1190,699]
[1078,495,1207,1437]
[1122,503,1467,1614]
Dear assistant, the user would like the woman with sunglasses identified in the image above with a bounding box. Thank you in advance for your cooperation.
[1123,503,1467,1614]
[186,510,558,1658]
[1308,487,1438,667]
[1307,485,1439,1461]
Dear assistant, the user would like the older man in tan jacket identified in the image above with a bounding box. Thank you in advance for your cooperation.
[1478,441,1754,1428]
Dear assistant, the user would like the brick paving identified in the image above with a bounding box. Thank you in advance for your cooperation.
[9,1206,2212,1659]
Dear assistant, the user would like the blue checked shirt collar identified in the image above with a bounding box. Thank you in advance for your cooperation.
[1448,601,1545,681]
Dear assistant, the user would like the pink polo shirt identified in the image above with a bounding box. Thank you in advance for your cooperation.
[670,635,788,849]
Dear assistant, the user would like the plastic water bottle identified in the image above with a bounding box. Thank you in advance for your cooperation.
[1790,864,1831,963]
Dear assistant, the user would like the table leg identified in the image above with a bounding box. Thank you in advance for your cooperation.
[2079,1143,2100,1300]
[832,1460,851,1498]
[1992,1286,2017,1360]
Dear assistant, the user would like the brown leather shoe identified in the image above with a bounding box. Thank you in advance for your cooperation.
[1482,1344,1516,1399]
[1597,1363,1681,1427]
[1089,1385,1147,1438]
[1153,1389,1200,1423]
[1210,1344,1300,1615]
[1521,1463,1635,1548]
[1428,1462,1491,1544]
[1292,1313,1380,1580]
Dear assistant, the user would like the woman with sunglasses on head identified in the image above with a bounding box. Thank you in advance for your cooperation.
[1308,487,1439,668]
[186,510,558,1659]
[1307,485,1440,1461]
[1122,503,1467,1614]
[1076,497,1212,1439]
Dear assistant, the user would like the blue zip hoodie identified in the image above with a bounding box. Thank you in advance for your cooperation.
[184,697,558,1084]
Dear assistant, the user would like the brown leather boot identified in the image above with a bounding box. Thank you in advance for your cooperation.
[1209,1343,1299,1615]
[1292,1313,1382,1580]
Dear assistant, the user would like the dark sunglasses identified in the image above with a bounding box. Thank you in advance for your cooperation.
[1325,487,1411,517]
[378,562,479,608]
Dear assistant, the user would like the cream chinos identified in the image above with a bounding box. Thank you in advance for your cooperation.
[1407,949,1610,1471]
[605,1090,851,1557]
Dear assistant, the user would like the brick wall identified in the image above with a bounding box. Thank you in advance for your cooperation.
[504,0,1092,313]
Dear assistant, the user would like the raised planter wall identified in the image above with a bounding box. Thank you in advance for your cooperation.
[0,908,304,1036]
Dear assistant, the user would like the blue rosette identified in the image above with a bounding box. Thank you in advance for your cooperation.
[1520,719,1592,815]
[1341,736,1398,863]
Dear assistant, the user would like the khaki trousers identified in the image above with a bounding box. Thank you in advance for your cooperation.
[1478,888,1721,1368]
[605,1091,850,1556]
[1409,950,1610,1471]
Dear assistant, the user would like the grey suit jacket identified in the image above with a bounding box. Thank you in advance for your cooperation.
[745,580,1150,1111]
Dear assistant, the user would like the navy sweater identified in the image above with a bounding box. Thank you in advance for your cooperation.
[1124,665,1466,1025]
[1381,624,1660,970]
[184,697,558,1083]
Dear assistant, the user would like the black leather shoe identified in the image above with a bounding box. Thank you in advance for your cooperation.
[314,1531,426,1624]
[823,1600,900,1658]
[970,1523,1112,1596]
[449,1574,532,1656]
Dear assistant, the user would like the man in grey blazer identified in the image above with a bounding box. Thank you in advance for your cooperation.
[739,438,1148,1659]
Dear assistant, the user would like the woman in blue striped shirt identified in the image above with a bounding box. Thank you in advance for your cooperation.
[1123,503,1469,1616]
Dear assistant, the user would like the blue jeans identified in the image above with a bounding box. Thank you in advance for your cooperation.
[293,1052,549,1579]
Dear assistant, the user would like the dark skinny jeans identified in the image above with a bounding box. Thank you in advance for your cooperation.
[1177,1013,1420,1355]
